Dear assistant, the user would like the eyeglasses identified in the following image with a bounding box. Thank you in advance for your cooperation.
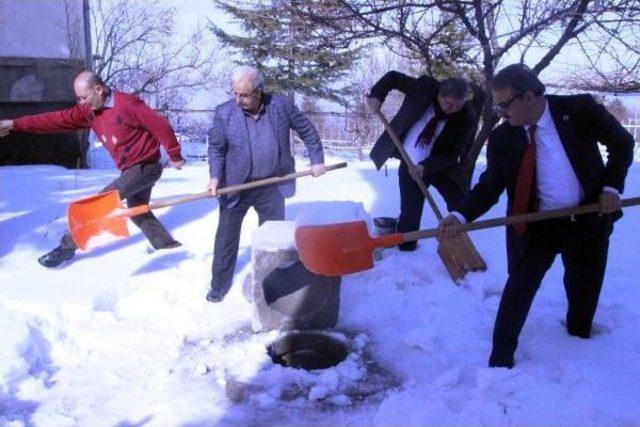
[234,87,261,100]
[493,91,524,115]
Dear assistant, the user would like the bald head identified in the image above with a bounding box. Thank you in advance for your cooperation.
[73,71,109,110]
[75,71,101,87]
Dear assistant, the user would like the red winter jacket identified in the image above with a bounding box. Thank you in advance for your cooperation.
[14,91,183,170]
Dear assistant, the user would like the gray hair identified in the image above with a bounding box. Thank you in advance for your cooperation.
[231,65,265,90]
[491,64,545,96]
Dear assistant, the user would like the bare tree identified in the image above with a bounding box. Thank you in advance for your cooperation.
[561,1,639,92]
[607,96,632,122]
[560,22,640,93]
[344,48,417,159]
[60,0,84,59]
[290,0,640,187]
[90,0,218,110]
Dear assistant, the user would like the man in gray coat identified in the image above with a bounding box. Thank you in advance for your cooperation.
[206,66,326,302]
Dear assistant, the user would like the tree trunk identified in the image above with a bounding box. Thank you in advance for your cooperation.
[459,96,499,190]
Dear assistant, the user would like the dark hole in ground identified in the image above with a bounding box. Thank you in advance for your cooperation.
[373,217,397,235]
[267,330,348,371]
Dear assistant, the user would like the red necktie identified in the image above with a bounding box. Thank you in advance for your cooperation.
[415,115,440,148]
[415,103,449,149]
[512,124,537,235]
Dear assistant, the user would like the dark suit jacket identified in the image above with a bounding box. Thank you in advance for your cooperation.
[207,93,324,207]
[369,71,476,178]
[456,94,634,272]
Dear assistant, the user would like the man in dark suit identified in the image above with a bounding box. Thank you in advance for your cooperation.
[206,65,326,303]
[438,64,634,368]
[366,71,476,251]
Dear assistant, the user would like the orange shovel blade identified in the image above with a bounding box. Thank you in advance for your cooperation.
[294,220,404,276]
[67,190,129,250]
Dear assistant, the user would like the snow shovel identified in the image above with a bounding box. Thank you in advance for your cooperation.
[295,196,640,277]
[68,162,347,250]
[374,110,486,282]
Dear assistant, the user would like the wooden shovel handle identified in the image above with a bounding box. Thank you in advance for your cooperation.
[114,162,348,217]
[375,110,444,220]
[403,197,640,242]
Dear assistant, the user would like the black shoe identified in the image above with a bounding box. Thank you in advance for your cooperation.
[159,240,182,250]
[488,353,515,369]
[38,246,76,268]
[398,241,418,251]
[567,328,590,339]
[563,319,592,338]
[206,288,225,303]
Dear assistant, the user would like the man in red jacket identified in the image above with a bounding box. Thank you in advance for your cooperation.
[0,71,184,268]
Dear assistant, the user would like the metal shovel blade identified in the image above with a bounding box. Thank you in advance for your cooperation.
[67,190,129,250]
[294,221,403,276]
[63,163,349,252]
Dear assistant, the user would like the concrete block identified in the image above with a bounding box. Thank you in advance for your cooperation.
[251,221,341,332]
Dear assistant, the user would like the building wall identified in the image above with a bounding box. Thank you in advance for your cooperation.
[0,0,85,59]
[0,0,88,169]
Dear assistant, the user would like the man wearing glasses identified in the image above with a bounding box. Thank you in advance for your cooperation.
[0,71,184,268]
[438,64,634,368]
[365,71,476,251]
[205,65,326,302]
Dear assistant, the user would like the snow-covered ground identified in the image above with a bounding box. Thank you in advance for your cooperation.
[1,155,639,426]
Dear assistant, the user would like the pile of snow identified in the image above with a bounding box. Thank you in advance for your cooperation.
[1,157,638,425]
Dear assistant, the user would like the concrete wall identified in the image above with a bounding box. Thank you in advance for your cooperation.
[0,0,85,59]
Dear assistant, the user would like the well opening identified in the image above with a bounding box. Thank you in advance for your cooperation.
[267,331,348,371]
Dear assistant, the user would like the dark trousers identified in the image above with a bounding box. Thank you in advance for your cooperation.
[489,215,612,368]
[210,185,285,296]
[61,162,175,250]
[397,160,465,250]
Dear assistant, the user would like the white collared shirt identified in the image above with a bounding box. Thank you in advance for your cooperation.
[526,99,583,211]
[451,98,617,223]
[402,104,447,164]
